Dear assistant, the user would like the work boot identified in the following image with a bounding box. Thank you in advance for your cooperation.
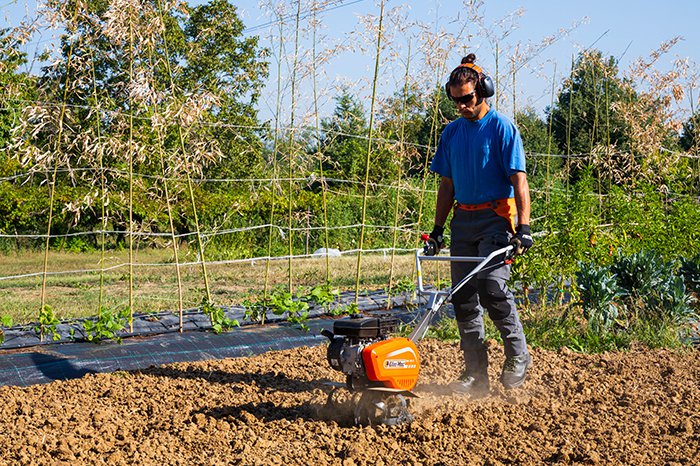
[450,369,490,398]
[500,352,532,389]
[450,347,490,397]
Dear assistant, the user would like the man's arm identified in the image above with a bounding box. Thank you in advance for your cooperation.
[510,171,530,227]
[435,176,455,227]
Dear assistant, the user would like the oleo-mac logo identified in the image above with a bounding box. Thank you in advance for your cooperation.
[383,347,418,369]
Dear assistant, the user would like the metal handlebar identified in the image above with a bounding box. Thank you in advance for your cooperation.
[409,244,514,343]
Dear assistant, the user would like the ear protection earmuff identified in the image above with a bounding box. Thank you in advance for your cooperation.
[445,62,495,100]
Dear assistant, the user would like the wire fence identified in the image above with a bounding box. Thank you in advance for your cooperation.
[1,0,699,336]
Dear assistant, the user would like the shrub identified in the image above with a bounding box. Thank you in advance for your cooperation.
[575,249,698,344]
[575,261,623,332]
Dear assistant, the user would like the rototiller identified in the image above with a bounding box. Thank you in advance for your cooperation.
[321,238,515,425]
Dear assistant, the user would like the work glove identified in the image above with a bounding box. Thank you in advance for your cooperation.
[510,224,533,256]
[423,224,445,256]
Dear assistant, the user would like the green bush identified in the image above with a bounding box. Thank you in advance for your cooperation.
[575,261,623,332]
[652,274,696,324]
[574,248,698,347]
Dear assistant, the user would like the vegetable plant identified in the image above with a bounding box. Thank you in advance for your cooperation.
[201,300,239,334]
[36,305,61,342]
[0,316,9,344]
[611,249,675,299]
[269,290,310,330]
[575,261,623,332]
[83,307,130,343]
[306,284,340,310]
[679,254,700,294]
[652,275,696,324]
[243,298,268,325]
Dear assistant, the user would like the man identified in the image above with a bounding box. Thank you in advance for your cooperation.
[427,53,533,396]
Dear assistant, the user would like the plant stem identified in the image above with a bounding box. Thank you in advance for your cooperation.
[39,6,80,340]
[354,0,385,302]
[387,40,412,308]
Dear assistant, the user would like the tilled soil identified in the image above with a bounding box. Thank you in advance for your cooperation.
[0,340,698,465]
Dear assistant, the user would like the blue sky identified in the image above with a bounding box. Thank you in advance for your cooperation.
[2,0,699,122]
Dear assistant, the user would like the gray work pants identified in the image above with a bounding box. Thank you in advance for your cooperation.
[449,208,528,358]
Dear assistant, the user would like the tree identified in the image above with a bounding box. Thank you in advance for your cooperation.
[0,28,37,174]
[30,0,268,180]
[548,51,632,156]
[320,91,368,181]
[516,107,551,155]
[179,0,268,180]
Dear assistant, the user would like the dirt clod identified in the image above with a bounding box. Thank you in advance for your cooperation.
[0,341,697,465]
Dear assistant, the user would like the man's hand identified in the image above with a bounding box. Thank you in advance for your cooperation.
[510,224,533,256]
[424,225,445,256]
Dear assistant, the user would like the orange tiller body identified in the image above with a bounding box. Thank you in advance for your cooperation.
[361,337,420,391]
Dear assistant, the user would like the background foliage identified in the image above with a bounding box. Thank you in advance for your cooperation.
[0,0,698,348]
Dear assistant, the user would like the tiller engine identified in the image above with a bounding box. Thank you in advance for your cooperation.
[321,315,419,426]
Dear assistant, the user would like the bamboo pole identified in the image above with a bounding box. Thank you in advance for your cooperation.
[566,54,574,196]
[312,1,331,285]
[287,0,302,293]
[387,40,412,307]
[605,74,612,193]
[512,62,516,124]
[546,63,557,212]
[88,47,107,313]
[354,0,386,302]
[263,15,285,306]
[414,60,446,281]
[146,47,185,330]
[157,142,185,330]
[38,6,81,340]
[590,57,601,212]
[544,63,557,310]
[127,16,135,331]
[494,41,499,112]
[155,0,212,310]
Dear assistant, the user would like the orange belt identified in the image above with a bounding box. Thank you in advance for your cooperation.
[454,198,517,234]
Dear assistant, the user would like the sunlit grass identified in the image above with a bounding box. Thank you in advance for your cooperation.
[0,248,452,325]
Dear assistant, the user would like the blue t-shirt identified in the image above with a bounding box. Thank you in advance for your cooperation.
[430,109,526,204]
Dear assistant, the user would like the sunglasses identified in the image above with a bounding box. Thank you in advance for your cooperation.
[451,91,476,105]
